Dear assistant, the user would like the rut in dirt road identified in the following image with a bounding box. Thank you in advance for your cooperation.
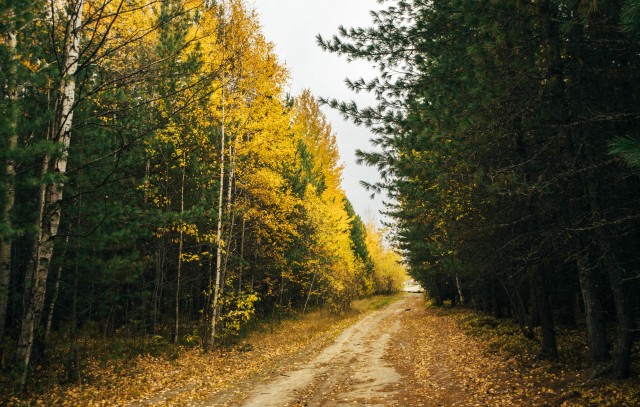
[237,295,419,407]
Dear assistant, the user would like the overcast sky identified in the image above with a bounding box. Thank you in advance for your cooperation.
[251,0,388,224]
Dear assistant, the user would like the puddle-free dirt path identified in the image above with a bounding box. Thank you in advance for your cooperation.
[201,292,576,406]
[238,295,412,407]
[204,293,442,406]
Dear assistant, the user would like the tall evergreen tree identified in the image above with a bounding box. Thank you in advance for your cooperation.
[320,0,640,377]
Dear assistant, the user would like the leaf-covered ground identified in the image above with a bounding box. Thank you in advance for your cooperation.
[4,297,396,406]
[5,293,639,406]
[391,300,640,406]
[209,293,640,406]
[219,294,640,406]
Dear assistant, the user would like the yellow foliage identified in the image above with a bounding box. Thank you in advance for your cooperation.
[365,222,407,294]
[291,90,366,312]
[292,90,344,194]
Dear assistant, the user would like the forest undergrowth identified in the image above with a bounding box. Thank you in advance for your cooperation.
[2,295,401,406]
[443,306,640,406]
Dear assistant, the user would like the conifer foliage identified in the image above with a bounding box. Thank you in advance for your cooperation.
[320,0,640,379]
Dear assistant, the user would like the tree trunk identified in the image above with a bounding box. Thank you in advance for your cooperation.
[202,250,214,351]
[210,69,226,350]
[67,251,80,382]
[532,268,558,359]
[303,268,317,314]
[218,142,236,323]
[525,199,557,359]
[174,158,185,345]
[15,0,85,387]
[575,250,610,365]
[44,235,69,342]
[237,218,245,293]
[580,122,633,377]
[585,172,633,378]
[0,14,19,349]
[152,233,165,333]
[455,273,464,306]
[606,256,633,379]
[222,141,237,280]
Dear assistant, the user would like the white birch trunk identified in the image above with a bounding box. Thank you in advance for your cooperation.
[44,235,69,342]
[16,0,85,385]
[455,274,465,306]
[0,16,18,347]
[303,268,318,314]
[210,71,226,350]
[220,141,237,288]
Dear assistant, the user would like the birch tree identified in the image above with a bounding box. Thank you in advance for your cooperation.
[0,4,20,349]
[15,0,85,385]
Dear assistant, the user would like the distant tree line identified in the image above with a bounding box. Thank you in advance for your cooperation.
[321,0,640,379]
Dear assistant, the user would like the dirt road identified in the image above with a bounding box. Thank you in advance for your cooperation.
[200,294,419,406]
[189,293,607,406]
[239,295,413,407]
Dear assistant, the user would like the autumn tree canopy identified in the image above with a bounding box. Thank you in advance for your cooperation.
[0,0,406,389]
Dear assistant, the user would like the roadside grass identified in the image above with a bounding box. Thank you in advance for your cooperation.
[439,306,640,406]
[2,293,401,406]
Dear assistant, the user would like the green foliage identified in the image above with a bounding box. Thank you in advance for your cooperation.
[322,0,640,379]
[622,0,640,37]
[343,199,369,263]
[610,136,640,168]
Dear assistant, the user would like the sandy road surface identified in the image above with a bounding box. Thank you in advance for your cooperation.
[131,290,636,406]
[202,292,548,406]
[225,294,421,406]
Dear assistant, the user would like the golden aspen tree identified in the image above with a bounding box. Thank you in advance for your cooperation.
[365,222,406,294]
[193,0,295,348]
[291,91,365,313]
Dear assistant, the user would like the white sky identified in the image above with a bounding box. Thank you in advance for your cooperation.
[251,0,388,224]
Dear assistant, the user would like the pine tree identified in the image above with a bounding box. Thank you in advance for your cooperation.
[320,0,640,377]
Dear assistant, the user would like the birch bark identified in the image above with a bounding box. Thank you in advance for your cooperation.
[0,14,18,348]
[16,0,85,385]
[210,70,225,350]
